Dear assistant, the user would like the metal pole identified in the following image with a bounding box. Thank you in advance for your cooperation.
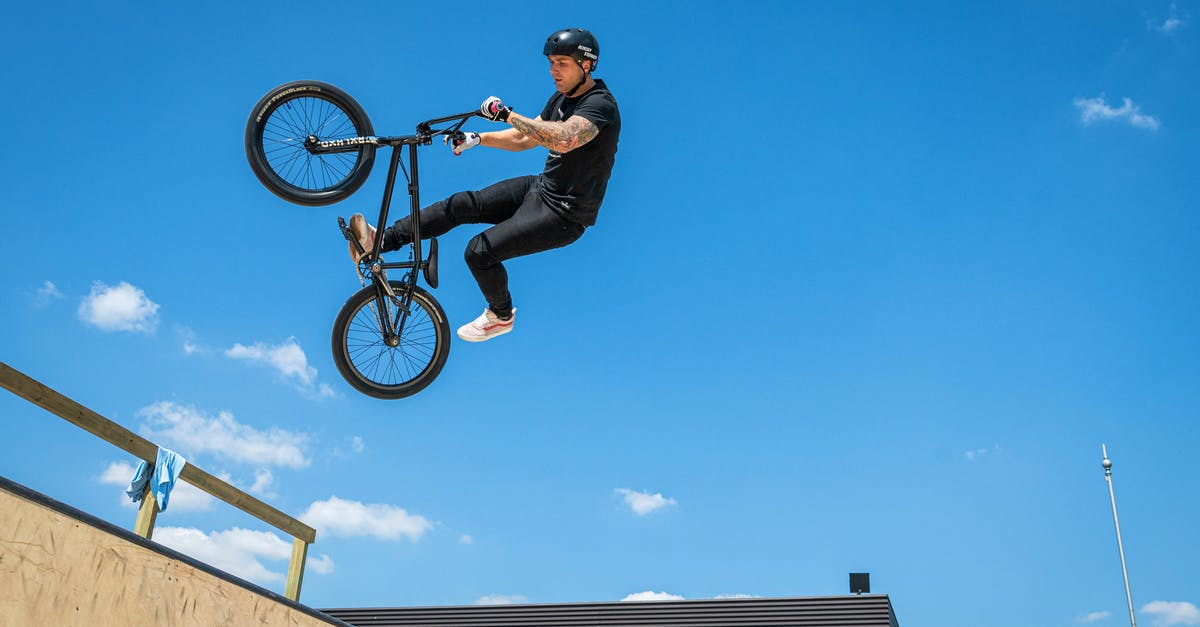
[1103,444,1137,627]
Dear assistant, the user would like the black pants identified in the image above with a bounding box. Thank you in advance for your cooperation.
[383,175,586,317]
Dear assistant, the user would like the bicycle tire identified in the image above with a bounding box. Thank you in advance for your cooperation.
[331,282,451,399]
[245,81,375,206]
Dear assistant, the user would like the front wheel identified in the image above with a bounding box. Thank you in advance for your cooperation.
[245,80,375,206]
[331,282,451,399]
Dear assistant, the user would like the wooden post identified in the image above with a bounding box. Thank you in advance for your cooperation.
[133,479,158,539]
[284,537,309,602]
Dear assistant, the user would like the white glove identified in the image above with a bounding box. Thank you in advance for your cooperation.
[445,131,481,156]
[480,96,511,122]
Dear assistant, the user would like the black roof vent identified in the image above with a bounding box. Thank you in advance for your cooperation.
[850,572,871,595]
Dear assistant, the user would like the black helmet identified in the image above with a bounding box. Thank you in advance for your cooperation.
[544,28,599,70]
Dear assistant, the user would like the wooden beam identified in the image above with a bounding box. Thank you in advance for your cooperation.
[0,362,157,462]
[284,538,310,602]
[0,361,316,543]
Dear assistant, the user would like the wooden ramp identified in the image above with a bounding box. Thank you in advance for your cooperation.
[0,476,349,627]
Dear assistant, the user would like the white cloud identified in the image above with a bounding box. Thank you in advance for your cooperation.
[248,468,277,498]
[1143,601,1200,626]
[1148,4,1188,33]
[1074,95,1161,131]
[1156,17,1186,31]
[176,325,208,355]
[226,338,316,385]
[477,594,528,605]
[331,435,367,459]
[154,526,335,586]
[307,554,336,575]
[225,337,336,399]
[138,401,310,469]
[300,496,433,542]
[621,591,685,602]
[615,488,678,516]
[78,281,160,333]
[33,281,64,306]
[97,460,213,512]
[964,445,1000,461]
[153,526,292,586]
[1078,610,1111,623]
[98,461,135,486]
[459,534,474,545]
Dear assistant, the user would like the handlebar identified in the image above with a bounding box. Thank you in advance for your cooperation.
[309,110,480,153]
[417,110,481,133]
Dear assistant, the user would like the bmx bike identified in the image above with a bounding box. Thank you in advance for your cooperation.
[244,80,482,399]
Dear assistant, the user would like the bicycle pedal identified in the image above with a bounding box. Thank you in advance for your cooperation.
[337,216,353,241]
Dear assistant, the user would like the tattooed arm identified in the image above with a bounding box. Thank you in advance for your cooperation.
[479,125,540,152]
[507,112,600,153]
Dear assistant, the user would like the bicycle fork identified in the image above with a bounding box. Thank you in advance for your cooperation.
[370,285,412,348]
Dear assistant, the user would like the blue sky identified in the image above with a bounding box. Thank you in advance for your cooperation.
[1,2,1197,625]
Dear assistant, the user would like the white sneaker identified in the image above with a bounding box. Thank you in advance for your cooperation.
[456,307,516,342]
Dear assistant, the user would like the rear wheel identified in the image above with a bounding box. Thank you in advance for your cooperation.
[331,282,451,399]
[244,81,375,206]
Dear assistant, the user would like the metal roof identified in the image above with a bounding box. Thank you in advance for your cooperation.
[323,594,900,626]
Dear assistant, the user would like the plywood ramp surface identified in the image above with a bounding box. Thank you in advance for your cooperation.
[0,478,345,627]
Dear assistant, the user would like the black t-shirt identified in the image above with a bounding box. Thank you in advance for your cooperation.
[536,79,620,227]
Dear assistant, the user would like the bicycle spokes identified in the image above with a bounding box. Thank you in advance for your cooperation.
[335,282,448,398]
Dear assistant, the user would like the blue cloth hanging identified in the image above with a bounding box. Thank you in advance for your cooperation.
[125,459,152,501]
[125,448,188,512]
[152,448,187,512]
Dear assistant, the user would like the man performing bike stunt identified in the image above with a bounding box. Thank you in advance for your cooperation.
[347,27,621,343]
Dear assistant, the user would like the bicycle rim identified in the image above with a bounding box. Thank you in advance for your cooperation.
[337,286,448,397]
[261,95,365,193]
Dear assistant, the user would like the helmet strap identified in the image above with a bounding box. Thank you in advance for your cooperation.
[567,60,591,97]
[568,76,587,97]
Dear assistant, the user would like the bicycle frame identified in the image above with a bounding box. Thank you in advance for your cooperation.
[315,111,478,342]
